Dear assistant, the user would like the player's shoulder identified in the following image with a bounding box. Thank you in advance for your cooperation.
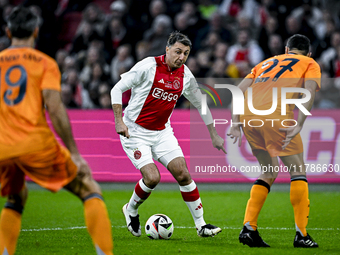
[183,64,194,78]
[30,48,58,65]
[132,57,156,71]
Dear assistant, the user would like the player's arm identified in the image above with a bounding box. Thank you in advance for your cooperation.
[111,80,131,138]
[183,79,226,154]
[279,80,318,150]
[43,89,79,154]
[43,89,91,172]
[227,78,253,147]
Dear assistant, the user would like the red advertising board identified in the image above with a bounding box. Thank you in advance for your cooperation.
[49,109,340,183]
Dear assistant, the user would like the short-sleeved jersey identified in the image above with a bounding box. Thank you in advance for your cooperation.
[0,47,61,160]
[242,53,321,119]
[116,55,203,130]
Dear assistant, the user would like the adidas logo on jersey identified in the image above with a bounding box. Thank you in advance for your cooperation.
[158,79,165,84]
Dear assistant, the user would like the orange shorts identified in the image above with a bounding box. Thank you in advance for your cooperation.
[241,117,303,157]
[0,144,78,197]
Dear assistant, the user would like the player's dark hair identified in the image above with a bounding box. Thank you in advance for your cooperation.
[286,34,310,55]
[7,6,38,39]
[167,31,192,49]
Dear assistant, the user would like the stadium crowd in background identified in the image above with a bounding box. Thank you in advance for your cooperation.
[1,0,340,109]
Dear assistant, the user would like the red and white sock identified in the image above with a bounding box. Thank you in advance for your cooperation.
[180,181,206,228]
[127,179,153,216]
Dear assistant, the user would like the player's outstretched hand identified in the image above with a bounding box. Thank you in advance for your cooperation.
[279,125,302,150]
[212,134,227,154]
[227,126,242,147]
[115,121,130,138]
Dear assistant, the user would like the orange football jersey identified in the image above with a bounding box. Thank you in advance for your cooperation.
[242,53,321,119]
[0,47,61,160]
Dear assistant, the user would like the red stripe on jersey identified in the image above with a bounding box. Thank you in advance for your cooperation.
[135,182,151,199]
[180,187,200,202]
[135,55,184,130]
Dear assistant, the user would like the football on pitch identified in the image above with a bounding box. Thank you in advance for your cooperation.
[145,214,174,239]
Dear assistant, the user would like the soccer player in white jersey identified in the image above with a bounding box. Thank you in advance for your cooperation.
[111,31,226,237]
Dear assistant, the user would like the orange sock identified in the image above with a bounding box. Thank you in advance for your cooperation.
[290,178,309,236]
[243,180,270,230]
[84,196,113,255]
[0,208,22,255]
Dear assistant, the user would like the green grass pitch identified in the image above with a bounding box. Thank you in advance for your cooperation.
[0,183,339,255]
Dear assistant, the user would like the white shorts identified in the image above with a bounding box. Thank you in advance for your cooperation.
[120,117,184,169]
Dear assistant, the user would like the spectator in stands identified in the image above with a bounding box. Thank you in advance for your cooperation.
[110,44,134,84]
[62,55,79,74]
[290,0,323,36]
[88,38,111,65]
[314,11,337,59]
[197,0,219,20]
[253,0,275,27]
[196,50,211,77]
[149,0,167,22]
[78,3,107,37]
[61,83,80,109]
[70,20,102,55]
[181,1,207,43]
[315,73,339,109]
[201,31,221,55]
[318,30,340,74]
[206,58,229,78]
[135,40,150,62]
[226,28,264,77]
[107,0,139,45]
[97,82,112,109]
[213,41,229,61]
[193,11,231,54]
[108,0,127,21]
[174,12,196,43]
[258,15,280,57]
[264,34,284,59]
[62,68,94,109]
[79,46,110,86]
[103,16,134,58]
[143,14,173,56]
[282,15,316,46]
[99,92,112,109]
[329,45,340,78]
[186,57,201,77]
[219,0,258,24]
[84,62,111,107]
[55,49,69,73]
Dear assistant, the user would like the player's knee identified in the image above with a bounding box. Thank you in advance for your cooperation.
[66,167,101,199]
[5,187,28,214]
[175,171,191,186]
[144,172,160,188]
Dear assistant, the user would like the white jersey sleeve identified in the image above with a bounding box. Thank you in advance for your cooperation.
[111,57,158,122]
[111,57,155,104]
[182,65,214,125]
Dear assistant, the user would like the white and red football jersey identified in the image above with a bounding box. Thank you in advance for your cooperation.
[111,55,212,130]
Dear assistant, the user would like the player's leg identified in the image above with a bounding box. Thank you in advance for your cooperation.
[0,161,27,255]
[119,120,159,236]
[243,150,278,231]
[123,163,160,237]
[239,149,278,247]
[64,161,113,255]
[280,152,318,248]
[164,155,221,237]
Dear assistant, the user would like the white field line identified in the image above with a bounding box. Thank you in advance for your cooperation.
[21,226,340,232]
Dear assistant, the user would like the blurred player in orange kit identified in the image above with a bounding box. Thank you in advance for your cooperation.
[0,6,113,255]
[228,34,321,248]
